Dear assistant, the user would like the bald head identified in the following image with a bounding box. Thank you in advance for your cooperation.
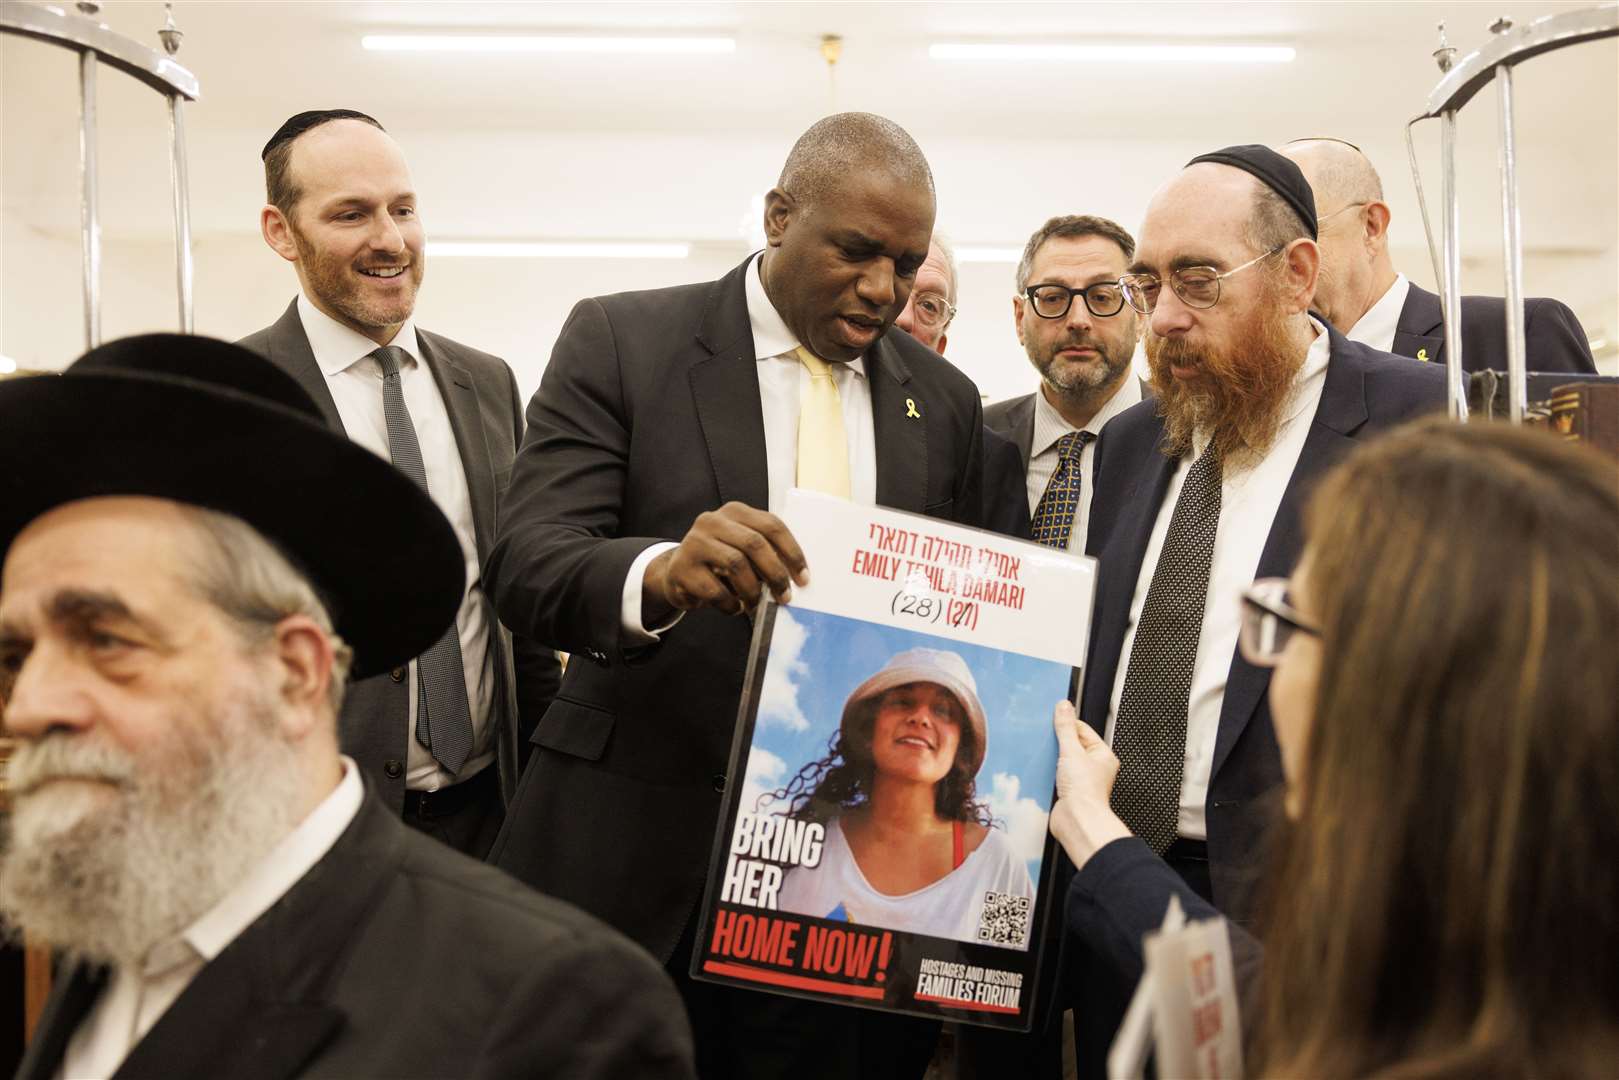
[1283,139,1384,211]
[1280,139,1397,332]
[779,112,935,211]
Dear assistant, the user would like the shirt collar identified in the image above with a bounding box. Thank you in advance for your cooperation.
[744,254,866,379]
[1345,272,1409,350]
[176,757,365,965]
[1030,373,1143,458]
[297,292,421,378]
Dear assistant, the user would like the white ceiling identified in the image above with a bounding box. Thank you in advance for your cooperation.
[3,0,1616,387]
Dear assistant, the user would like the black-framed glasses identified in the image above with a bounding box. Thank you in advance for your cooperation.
[1237,577,1320,668]
[1118,247,1281,315]
[908,290,957,329]
[1022,280,1127,320]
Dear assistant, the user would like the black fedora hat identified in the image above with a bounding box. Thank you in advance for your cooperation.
[0,334,463,679]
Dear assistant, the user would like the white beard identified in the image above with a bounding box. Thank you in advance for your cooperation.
[0,680,306,969]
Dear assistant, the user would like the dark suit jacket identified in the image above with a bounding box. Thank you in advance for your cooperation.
[1081,327,1446,923]
[239,302,561,808]
[485,257,985,963]
[1393,281,1596,374]
[983,425,1032,539]
[16,792,695,1080]
[984,392,1037,467]
[1066,838,1263,1034]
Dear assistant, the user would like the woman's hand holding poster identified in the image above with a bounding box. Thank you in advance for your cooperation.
[692,489,1097,1031]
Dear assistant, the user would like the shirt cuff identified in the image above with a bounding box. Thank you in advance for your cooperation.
[621,542,683,643]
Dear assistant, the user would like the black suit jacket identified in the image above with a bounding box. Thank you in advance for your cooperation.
[1081,328,1446,922]
[16,793,694,1080]
[982,425,1032,539]
[984,392,1037,468]
[239,302,561,808]
[1393,282,1596,375]
[486,257,985,962]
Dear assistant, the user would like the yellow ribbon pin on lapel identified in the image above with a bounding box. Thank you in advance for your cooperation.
[905,398,921,419]
[1416,348,1429,362]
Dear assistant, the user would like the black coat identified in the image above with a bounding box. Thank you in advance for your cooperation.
[239,303,562,807]
[1081,328,1446,922]
[16,793,695,1080]
[1391,282,1596,374]
[485,257,986,964]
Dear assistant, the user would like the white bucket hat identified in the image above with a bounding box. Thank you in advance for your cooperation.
[840,647,988,775]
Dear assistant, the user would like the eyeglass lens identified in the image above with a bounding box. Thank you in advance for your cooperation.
[911,293,952,327]
[1028,282,1125,319]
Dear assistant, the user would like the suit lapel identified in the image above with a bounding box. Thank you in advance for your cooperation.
[416,330,497,559]
[1210,329,1367,779]
[1009,395,1036,469]
[869,335,928,513]
[1394,284,1445,364]
[1080,419,1177,719]
[266,300,345,431]
[689,261,770,509]
[13,962,108,1080]
[112,797,406,1080]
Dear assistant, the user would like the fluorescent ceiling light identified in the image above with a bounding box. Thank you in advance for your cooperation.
[430,242,691,259]
[362,34,735,55]
[930,42,1295,64]
[955,246,1022,263]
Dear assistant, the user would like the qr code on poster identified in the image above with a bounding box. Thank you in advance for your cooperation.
[977,891,1031,948]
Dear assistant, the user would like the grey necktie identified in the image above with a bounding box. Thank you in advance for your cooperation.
[1109,442,1222,854]
[371,345,473,775]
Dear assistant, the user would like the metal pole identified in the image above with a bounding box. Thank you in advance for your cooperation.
[1496,62,1528,423]
[1440,108,1467,420]
[168,93,195,333]
[78,47,101,350]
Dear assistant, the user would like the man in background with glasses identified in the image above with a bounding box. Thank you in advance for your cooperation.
[987,216,1144,558]
[1281,138,1595,374]
[893,236,1031,538]
[1069,144,1444,1078]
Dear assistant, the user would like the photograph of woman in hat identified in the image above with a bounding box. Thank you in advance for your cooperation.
[769,647,1036,948]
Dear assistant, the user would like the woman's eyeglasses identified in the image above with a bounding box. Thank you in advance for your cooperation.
[1237,577,1320,667]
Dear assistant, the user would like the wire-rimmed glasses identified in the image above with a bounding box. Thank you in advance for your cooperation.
[1119,247,1282,315]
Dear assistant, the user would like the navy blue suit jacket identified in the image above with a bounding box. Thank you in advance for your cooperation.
[1392,282,1595,375]
[1080,326,1446,923]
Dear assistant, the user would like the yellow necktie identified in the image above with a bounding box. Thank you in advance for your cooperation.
[795,345,851,498]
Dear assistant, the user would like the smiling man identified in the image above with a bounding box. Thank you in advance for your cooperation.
[486,112,984,1079]
[0,335,692,1080]
[987,216,1144,556]
[240,110,559,859]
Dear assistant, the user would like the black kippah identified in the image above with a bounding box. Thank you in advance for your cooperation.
[1186,144,1318,240]
[261,109,384,161]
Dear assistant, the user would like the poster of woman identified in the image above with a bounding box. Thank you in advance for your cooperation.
[693,491,1096,1031]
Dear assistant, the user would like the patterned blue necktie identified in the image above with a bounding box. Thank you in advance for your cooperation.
[371,346,473,775]
[1030,431,1096,550]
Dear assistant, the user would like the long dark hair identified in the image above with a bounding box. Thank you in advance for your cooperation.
[1254,418,1619,1077]
[759,688,992,826]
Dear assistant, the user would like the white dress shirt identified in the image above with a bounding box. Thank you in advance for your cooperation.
[1345,273,1410,354]
[620,255,879,639]
[297,295,494,790]
[1103,319,1332,840]
[60,760,365,1080]
[1024,376,1143,554]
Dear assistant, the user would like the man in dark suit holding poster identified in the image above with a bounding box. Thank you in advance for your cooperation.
[487,112,986,1079]
[239,110,560,858]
